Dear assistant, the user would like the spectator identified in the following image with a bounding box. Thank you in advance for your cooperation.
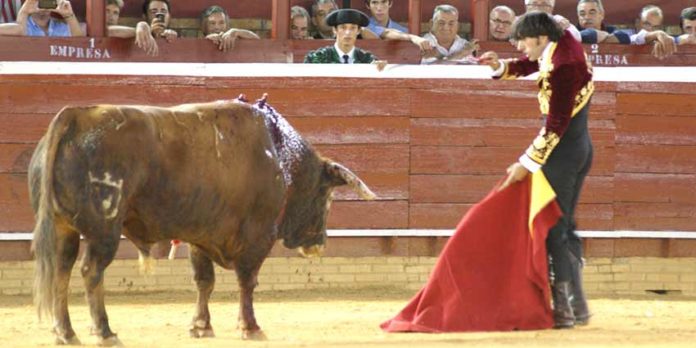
[576,0,630,44]
[143,0,177,41]
[106,0,122,26]
[200,5,259,52]
[630,5,676,58]
[364,0,407,36]
[0,0,21,23]
[421,5,478,64]
[637,5,663,33]
[360,0,432,52]
[311,0,338,39]
[20,0,83,37]
[291,5,311,40]
[489,5,515,41]
[524,0,554,14]
[524,0,580,42]
[105,1,158,56]
[304,8,386,71]
[677,7,696,45]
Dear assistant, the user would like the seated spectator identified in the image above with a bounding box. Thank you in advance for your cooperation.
[421,4,478,64]
[291,5,312,40]
[524,0,580,41]
[364,0,406,36]
[576,0,630,44]
[637,5,663,33]
[200,5,259,52]
[630,5,676,58]
[304,8,386,71]
[360,0,432,52]
[0,0,21,23]
[106,0,159,56]
[677,7,696,45]
[106,0,122,26]
[143,0,177,41]
[488,5,515,41]
[524,0,554,14]
[311,0,338,39]
[21,0,83,37]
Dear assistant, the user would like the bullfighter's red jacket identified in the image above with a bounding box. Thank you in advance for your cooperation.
[495,30,594,172]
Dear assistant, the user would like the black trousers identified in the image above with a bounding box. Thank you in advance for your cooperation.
[542,104,593,283]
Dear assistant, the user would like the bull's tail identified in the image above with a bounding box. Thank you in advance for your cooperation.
[32,107,73,321]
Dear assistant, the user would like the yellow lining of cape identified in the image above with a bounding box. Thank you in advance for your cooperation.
[529,171,556,238]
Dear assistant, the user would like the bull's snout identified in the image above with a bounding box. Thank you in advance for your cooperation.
[298,244,325,258]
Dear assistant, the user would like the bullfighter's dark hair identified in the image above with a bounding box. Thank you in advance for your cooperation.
[511,11,563,42]
[142,0,171,16]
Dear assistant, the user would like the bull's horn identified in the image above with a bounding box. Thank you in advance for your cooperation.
[328,162,377,200]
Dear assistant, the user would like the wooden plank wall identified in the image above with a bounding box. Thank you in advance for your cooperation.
[1,37,695,66]
[1,73,696,260]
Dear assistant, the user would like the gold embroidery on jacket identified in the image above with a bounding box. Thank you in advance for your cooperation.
[500,59,518,80]
[536,42,594,118]
[524,43,595,167]
[525,127,561,165]
[537,42,557,116]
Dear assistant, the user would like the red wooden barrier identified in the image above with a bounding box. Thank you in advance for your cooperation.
[1,66,696,260]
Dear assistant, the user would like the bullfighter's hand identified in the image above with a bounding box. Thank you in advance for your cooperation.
[498,162,529,191]
[135,21,158,56]
[478,51,500,70]
[554,15,571,30]
[373,60,388,72]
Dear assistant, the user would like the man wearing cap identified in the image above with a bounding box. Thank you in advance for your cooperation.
[304,8,386,69]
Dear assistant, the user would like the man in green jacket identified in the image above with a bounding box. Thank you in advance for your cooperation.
[304,8,386,69]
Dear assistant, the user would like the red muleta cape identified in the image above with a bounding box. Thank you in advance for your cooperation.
[381,173,561,332]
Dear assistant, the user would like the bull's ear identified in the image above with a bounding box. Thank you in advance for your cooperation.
[323,161,377,200]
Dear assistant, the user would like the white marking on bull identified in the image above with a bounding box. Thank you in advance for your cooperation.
[265,149,273,159]
[102,197,112,210]
[88,171,124,219]
[213,124,222,158]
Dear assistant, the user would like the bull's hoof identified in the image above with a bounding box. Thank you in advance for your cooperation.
[242,329,267,341]
[96,335,123,347]
[189,327,215,338]
[54,334,81,345]
[190,319,215,338]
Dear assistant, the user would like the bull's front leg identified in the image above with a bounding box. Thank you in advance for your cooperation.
[189,245,215,338]
[234,256,267,340]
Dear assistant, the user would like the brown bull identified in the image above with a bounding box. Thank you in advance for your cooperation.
[28,95,375,345]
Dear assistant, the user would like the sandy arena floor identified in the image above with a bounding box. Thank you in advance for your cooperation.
[1,287,696,347]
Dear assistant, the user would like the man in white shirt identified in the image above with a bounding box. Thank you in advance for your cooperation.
[420,5,478,65]
[629,5,677,59]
